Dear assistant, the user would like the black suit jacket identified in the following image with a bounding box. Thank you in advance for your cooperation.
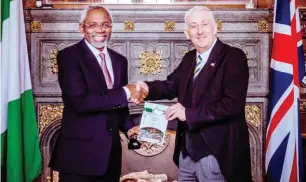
[49,39,134,175]
[146,39,252,182]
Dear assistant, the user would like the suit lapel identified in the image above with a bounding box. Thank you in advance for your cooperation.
[192,39,227,105]
[79,39,107,87]
[108,48,121,88]
[79,40,123,89]
[178,50,196,103]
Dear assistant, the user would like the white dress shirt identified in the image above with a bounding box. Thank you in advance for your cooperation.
[196,39,217,73]
[85,40,114,83]
[84,40,131,99]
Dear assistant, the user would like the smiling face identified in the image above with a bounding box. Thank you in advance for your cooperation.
[79,8,112,51]
[184,9,217,54]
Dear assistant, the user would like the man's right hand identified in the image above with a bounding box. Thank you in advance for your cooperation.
[135,81,149,94]
[126,83,148,104]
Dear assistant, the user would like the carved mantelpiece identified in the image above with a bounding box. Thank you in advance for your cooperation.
[25,8,270,182]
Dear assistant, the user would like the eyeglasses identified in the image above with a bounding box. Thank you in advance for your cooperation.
[83,23,112,29]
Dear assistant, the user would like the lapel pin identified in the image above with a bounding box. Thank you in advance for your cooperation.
[210,63,215,67]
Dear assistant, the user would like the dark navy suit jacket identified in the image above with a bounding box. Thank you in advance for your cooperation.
[146,39,252,182]
[49,39,134,175]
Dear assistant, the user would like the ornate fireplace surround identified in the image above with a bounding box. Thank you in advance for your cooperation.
[25,7,272,182]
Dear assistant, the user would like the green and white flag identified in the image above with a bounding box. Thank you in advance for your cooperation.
[1,0,42,181]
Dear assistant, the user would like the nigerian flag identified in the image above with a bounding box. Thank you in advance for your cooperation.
[1,0,42,181]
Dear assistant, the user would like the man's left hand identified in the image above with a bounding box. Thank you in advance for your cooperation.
[166,103,186,121]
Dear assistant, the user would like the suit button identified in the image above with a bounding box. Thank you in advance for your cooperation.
[109,129,112,131]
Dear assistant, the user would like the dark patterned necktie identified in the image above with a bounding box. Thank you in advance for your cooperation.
[194,55,203,80]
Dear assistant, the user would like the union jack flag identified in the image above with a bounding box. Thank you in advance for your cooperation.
[265,0,305,181]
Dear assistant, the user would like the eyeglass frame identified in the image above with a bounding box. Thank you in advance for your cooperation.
[83,23,113,30]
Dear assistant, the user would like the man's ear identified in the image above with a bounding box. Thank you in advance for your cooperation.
[79,24,84,34]
[212,21,217,35]
[108,31,112,41]
[184,29,190,40]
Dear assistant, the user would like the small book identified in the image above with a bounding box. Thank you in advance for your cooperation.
[138,102,169,145]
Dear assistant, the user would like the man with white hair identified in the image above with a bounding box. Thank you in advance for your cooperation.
[135,6,252,182]
[49,5,146,182]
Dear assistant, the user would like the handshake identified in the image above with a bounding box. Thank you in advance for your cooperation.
[125,81,149,105]
[125,81,186,121]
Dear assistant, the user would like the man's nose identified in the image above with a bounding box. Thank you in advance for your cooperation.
[95,27,106,33]
[197,26,203,34]
[95,25,107,32]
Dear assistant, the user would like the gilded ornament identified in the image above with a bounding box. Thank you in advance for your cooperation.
[138,51,163,75]
[182,49,189,57]
[245,105,261,129]
[53,171,59,182]
[258,20,268,32]
[164,21,176,32]
[124,20,135,32]
[299,101,306,113]
[39,104,63,135]
[46,176,51,182]
[216,20,222,32]
[30,21,41,32]
[244,50,251,65]
[50,50,58,74]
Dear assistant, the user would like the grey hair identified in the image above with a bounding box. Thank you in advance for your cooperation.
[79,4,113,24]
[184,6,215,28]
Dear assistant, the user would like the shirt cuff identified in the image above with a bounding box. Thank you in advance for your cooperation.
[123,86,131,100]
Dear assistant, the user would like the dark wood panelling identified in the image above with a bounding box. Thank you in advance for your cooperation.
[300,0,306,7]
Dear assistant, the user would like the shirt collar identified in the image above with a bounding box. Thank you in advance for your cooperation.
[197,38,217,60]
[84,39,109,58]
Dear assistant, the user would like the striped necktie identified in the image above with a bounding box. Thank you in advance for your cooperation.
[99,53,113,89]
[194,55,203,80]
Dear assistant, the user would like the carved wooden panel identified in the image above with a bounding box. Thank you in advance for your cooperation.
[30,33,80,97]
[220,34,269,97]
[129,42,171,82]
[31,33,268,98]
